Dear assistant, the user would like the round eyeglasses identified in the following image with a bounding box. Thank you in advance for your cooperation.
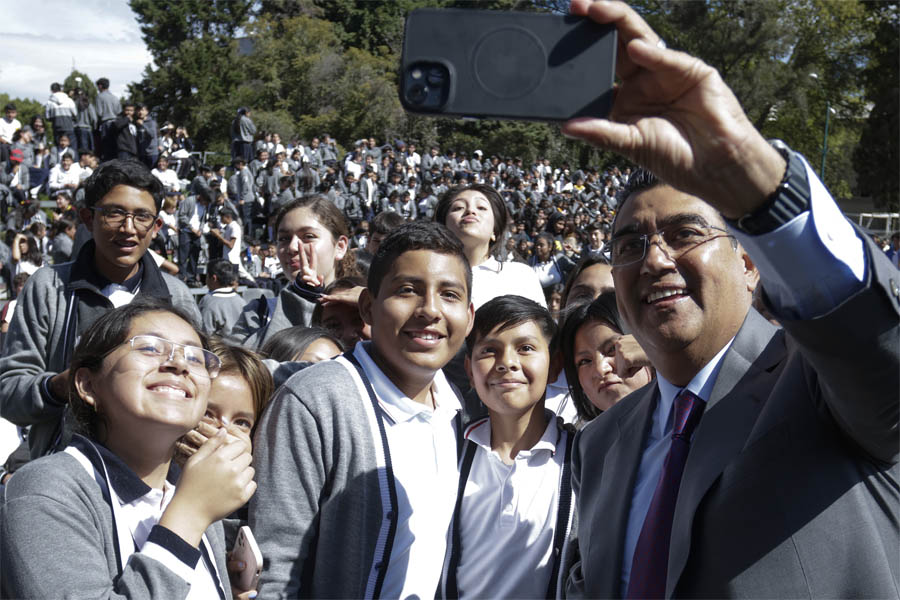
[92,206,158,234]
[126,335,221,378]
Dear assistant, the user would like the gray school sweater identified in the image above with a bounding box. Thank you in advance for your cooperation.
[1,449,231,599]
[198,288,246,343]
[231,284,317,351]
[248,358,395,599]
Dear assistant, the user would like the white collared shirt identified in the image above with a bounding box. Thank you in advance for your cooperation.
[352,342,462,600]
[456,413,565,599]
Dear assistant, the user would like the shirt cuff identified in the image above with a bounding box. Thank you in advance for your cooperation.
[730,156,866,320]
[40,374,66,408]
[141,525,201,582]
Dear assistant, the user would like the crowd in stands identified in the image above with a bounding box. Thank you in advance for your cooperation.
[0,4,897,592]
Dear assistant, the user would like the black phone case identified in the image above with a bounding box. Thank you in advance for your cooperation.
[400,8,616,122]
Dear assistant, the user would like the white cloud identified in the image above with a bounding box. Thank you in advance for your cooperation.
[0,0,152,101]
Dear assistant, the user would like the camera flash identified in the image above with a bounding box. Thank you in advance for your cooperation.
[411,68,423,80]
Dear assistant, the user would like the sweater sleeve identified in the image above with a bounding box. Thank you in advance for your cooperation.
[0,267,68,427]
[249,385,329,598]
[1,457,196,600]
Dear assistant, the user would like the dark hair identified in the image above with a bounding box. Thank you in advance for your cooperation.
[434,183,509,261]
[81,159,164,211]
[260,326,344,362]
[12,272,30,291]
[51,82,62,92]
[561,253,612,308]
[372,210,406,235]
[219,208,236,219]
[559,292,628,421]
[274,195,355,280]
[3,103,15,112]
[207,258,237,286]
[207,338,273,436]
[19,235,42,267]
[368,222,472,300]
[311,276,366,326]
[68,298,202,441]
[353,249,373,278]
[465,295,557,357]
[613,168,663,232]
[96,77,110,90]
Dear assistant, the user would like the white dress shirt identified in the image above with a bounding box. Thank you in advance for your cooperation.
[456,413,566,599]
[352,342,462,600]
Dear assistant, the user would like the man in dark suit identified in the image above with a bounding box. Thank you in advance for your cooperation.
[562,1,899,598]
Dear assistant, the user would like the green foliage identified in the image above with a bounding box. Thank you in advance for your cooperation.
[631,0,873,201]
[853,3,899,211]
[126,0,889,202]
[128,0,253,148]
[63,70,98,102]
[0,93,45,131]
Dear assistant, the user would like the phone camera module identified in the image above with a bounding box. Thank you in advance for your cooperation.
[407,83,429,105]
[404,62,449,111]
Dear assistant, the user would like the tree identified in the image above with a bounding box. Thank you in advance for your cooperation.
[630,0,872,199]
[128,0,253,150]
[853,3,899,211]
[63,70,98,102]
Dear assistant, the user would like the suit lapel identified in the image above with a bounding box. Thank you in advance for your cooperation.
[666,310,784,596]
[590,386,658,598]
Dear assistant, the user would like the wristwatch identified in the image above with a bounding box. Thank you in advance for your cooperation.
[728,139,811,235]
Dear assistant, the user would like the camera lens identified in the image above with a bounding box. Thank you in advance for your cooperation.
[407,83,428,105]
[426,68,445,86]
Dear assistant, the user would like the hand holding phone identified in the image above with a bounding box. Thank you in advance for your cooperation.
[230,526,263,592]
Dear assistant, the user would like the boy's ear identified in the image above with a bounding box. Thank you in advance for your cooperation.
[465,301,474,337]
[73,367,97,410]
[358,287,373,325]
[464,355,475,389]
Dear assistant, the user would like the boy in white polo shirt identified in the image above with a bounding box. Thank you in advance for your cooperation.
[442,294,577,599]
[250,222,475,599]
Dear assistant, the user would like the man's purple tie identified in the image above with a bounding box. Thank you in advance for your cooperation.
[626,389,706,599]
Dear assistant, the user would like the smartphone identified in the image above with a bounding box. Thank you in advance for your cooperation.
[400,8,616,122]
[232,526,263,591]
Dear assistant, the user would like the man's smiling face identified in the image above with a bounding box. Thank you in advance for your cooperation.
[611,185,756,376]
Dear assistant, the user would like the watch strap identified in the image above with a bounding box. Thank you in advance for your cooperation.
[729,140,811,235]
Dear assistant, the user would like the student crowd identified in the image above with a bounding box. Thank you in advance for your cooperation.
[0,2,897,599]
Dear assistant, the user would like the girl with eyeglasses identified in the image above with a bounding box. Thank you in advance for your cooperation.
[1,298,255,599]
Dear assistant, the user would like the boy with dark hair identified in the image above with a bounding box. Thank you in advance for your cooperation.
[250,221,475,599]
[367,210,406,255]
[199,258,244,342]
[0,159,200,459]
[440,294,576,599]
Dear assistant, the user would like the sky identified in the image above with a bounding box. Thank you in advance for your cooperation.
[0,0,153,102]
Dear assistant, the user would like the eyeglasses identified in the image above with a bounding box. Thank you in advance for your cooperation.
[609,223,734,267]
[92,206,158,234]
[126,335,221,378]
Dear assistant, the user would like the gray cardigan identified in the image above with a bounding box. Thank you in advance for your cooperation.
[0,244,201,457]
[249,356,397,599]
[0,449,231,599]
[231,284,317,351]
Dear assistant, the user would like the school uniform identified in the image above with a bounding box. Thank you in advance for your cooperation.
[1,434,230,599]
[249,342,465,599]
[441,412,577,599]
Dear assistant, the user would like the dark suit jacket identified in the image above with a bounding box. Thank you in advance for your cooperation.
[569,234,900,598]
